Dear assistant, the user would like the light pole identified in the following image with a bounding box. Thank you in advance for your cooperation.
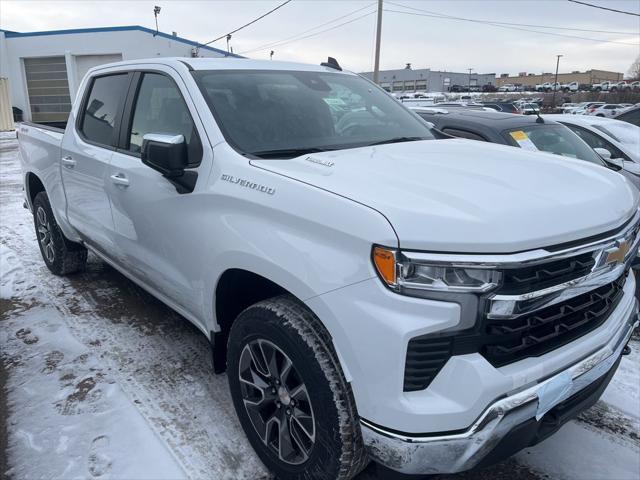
[153,6,161,36]
[373,0,383,84]
[552,54,563,109]
[468,68,473,93]
[226,34,232,56]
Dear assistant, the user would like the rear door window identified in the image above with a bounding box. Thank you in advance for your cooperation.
[79,74,130,147]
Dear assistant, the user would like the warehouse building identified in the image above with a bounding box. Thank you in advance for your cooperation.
[0,26,237,124]
[495,69,623,88]
[360,65,496,93]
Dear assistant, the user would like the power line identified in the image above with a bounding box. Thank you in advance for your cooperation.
[568,0,640,17]
[388,0,637,34]
[239,5,376,55]
[384,5,639,46]
[387,1,639,35]
[201,0,294,47]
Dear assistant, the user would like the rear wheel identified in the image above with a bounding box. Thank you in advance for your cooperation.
[32,191,87,275]
[227,295,368,480]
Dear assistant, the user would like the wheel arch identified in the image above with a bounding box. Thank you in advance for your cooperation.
[212,267,303,373]
[25,171,46,210]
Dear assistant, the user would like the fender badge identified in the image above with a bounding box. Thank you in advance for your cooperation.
[305,156,334,168]
[221,174,275,195]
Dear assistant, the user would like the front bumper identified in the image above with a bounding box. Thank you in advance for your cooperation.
[361,298,638,475]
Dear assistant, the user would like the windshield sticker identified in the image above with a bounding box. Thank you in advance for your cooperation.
[509,130,539,152]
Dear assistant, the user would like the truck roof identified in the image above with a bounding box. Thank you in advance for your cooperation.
[88,56,356,75]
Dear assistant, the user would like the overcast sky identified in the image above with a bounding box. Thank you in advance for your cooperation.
[1,0,639,75]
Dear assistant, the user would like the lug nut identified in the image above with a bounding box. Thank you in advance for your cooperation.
[286,408,291,415]
[276,402,281,408]
[271,387,277,394]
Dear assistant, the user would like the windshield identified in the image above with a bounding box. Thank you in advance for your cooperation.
[502,124,605,165]
[193,70,435,158]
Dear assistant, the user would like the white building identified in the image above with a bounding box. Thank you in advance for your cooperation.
[0,25,236,124]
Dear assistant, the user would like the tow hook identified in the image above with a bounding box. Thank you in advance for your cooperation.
[622,345,632,356]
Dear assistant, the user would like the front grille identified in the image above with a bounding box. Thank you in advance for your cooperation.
[482,275,626,366]
[500,252,595,295]
[403,272,628,392]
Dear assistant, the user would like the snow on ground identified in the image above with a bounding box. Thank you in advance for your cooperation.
[1,133,639,480]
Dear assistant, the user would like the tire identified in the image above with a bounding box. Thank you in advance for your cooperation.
[32,191,87,275]
[596,114,605,117]
[227,295,368,480]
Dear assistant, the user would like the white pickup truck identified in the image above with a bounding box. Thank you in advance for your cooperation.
[18,57,640,479]
[536,82,561,92]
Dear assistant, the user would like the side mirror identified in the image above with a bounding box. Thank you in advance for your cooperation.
[141,133,188,178]
[141,133,197,194]
[606,157,625,170]
[623,160,640,176]
[593,147,612,161]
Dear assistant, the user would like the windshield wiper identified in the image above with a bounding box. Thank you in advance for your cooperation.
[248,147,330,159]
[366,136,428,147]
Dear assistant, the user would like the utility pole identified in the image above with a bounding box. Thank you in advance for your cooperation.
[468,68,473,92]
[373,0,383,84]
[551,54,563,109]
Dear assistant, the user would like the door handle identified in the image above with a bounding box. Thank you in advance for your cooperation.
[61,156,76,168]
[110,173,130,187]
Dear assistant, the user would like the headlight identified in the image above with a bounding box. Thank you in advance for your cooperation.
[372,246,501,293]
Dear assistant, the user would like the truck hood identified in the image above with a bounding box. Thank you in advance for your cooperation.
[251,139,638,252]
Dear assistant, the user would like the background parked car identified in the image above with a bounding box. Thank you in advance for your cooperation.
[518,102,541,115]
[480,101,521,114]
[591,81,611,91]
[610,81,630,92]
[574,102,605,114]
[547,114,640,178]
[413,108,640,190]
[586,104,625,118]
[562,81,579,92]
[614,106,640,127]
[498,84,517,92]
[560,102,578,113]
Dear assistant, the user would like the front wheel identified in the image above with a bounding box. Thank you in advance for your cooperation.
[227,295,368,480]
[32,191,87,275]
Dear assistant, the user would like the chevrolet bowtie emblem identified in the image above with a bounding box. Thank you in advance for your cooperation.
[606,241,630,265]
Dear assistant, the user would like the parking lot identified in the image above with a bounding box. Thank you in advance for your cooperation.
[1,132,639,479]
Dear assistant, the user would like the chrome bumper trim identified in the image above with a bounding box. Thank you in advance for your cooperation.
[361,299,638,475]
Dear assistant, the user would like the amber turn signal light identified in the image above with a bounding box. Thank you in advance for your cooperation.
[373,246,397,287]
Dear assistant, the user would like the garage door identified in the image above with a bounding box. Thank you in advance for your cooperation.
[24,56,71,125]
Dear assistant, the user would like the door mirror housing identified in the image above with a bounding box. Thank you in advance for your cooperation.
[141,133,197,194]
[605,156,625,169]
[593,147,612,161]
[623,160,640,176]
[141,133,188,178]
